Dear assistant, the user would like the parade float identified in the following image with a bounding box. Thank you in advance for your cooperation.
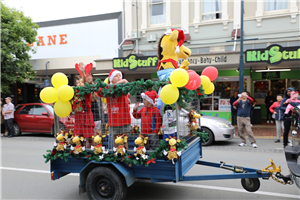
[42,29,298,200]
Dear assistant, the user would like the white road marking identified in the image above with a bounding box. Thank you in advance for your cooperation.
[1,167,299,199]
[0,166,78,176]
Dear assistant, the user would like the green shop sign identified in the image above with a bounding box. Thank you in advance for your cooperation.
[113,55,158,70]
[245,44,300,65]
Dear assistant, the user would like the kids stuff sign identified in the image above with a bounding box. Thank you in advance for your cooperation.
[113,55,158,71]
[245,44,300,65]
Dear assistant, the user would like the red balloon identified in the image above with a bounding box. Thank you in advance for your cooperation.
[201,66,218,81]
[184,72,201,90]
[187,70,197,74]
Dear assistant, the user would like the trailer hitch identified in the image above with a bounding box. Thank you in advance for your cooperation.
[262,159,293,185]
[220,161,247,173]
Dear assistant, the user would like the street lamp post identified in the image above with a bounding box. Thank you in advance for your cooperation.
[239,0,244,94]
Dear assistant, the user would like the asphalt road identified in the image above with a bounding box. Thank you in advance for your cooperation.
[1,133,300,200]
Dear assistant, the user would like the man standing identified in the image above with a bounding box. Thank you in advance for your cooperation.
[2,97,15,138]
[233,92,257,148]
[230,91,238,125]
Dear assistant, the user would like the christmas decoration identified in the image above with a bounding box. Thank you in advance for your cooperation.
[133,135,148,160]
[53,130,69,153]
[186,110,201,133]
[113,134,128,157]
[163,137,182,164]
[91,133,108,158]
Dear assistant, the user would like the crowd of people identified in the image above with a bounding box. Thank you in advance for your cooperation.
[230,88,300,149]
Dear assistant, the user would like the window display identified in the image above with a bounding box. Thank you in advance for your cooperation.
[254,80,269,99]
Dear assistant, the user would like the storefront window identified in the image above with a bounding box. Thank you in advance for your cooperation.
[271,79,286,97]
[254,80,269,99]
[288,79,300,92]
[201,77,245,111]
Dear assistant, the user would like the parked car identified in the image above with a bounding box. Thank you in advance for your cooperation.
[130,103,235,146]
[13,103,74,136]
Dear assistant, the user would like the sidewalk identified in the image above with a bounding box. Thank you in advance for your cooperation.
[233,119,299,139]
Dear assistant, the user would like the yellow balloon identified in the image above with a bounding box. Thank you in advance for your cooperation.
[204,82,215,95]
[200,75,211,90]
[54,99,72,117]
[170,68,189,87]
[102,77,109,104]
[51,72,68,89]
[40,87,58,103]
[57,85,74,101]
[160,84,179,105]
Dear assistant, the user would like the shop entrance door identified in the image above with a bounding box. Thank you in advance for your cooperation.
[271,79,286,97]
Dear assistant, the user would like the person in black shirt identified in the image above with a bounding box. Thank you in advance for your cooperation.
[265,90,275,123]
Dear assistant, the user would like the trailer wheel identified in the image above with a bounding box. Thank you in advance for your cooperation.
[241,178,260,192]
[86,166,127,200]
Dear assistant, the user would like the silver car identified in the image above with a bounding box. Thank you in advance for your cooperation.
[130,103,235,146]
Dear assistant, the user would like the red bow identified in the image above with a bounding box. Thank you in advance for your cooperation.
[75,145,82,149]
[137,146,144,150]
[146,158,156,165]
[157,59,178,70]
[117,146,124,149]
[170,148,177,152]
[58,142,65,145]
[96,144,103,148]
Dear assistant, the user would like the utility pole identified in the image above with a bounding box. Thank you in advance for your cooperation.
[239,0,244,94]
[135,0,139,54]
[45,61,50,86]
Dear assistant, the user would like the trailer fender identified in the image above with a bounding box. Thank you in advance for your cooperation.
[79,161,135,194]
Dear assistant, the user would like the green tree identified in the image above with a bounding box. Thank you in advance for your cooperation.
[1,1,39,94]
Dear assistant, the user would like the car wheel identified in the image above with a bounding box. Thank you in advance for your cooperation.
[51,122,65,136]
[13,122,21,136]
[86,166,127,200]
[201,127,214,146]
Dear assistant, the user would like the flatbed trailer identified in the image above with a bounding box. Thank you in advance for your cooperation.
[50,136,271,200]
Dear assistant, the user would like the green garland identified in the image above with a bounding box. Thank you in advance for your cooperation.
[73,79,206,108]
[43,139,189,167]
[191,130,209,143]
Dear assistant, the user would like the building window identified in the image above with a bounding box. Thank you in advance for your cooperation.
[243,44,253,50]
[225,45,234,52]
[265,0,288,11]
[289,41,300,47]
[202,0,222,21]
[191,47,210,54]
[254,43,267,49]
[150,0,166,24]
[143,51,157,56]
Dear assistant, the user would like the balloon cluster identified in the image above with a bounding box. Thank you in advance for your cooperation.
[160,66,218,105]
[39,73,74,117]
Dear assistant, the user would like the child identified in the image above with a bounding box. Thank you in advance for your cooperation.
[284,91,300,114]
[269,94,285,143]
[161,104,177,142]
[133,90,162,150]
[97,69,131,148]
[73,62,95,148]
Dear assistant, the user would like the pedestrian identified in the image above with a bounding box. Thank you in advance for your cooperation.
[233,92,257,148]
[2,97,15,138]
[1,98,5,137]
[265,90,275,123]
[246,91,257,126]
[269,94,285,143]
[230,91,238,125]
[280,87,300,148]
[133,89,162,150]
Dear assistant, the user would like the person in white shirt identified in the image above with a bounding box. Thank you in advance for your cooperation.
[2,97,15,138]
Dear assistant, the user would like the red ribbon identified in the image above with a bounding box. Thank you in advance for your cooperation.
[59,142,65,145]
[137,146,144,150]
[170,148,177,152]
[146,158,156,165]
[75,145,82,149]
[157,58,178,70]
[96,144,103,148]
[117,146,124,149]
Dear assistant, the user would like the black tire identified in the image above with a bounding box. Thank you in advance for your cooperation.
[51,122,65,136]
[201,127,214,146]
[86,166,127,200]
[241,178,260,192]
[13,122,21,136]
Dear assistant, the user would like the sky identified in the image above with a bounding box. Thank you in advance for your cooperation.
[3,0,123,22]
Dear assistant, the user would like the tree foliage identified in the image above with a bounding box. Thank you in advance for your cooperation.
[1,1,39,94]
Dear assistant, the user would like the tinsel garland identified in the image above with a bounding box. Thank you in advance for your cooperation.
[191,131,209,143]
[43,139,188,167]
[73,79,206,108]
